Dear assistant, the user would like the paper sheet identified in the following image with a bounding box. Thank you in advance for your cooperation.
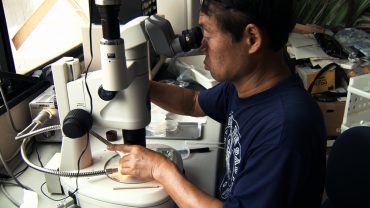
[289,33,334,60]
[20,189,38,208]
[292,45,332,60]
[288,33,318,48]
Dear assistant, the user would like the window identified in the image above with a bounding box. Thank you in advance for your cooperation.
[2,0,89,75]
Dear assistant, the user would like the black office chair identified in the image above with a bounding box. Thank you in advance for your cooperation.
[322,126,370,208]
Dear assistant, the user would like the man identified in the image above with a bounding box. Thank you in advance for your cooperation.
[108,0,327,207]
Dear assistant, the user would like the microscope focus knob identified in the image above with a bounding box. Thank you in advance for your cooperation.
[98,85,116,101]
[62,109,93,138]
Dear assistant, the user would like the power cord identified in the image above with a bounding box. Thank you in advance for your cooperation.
[38,135,90,205]
[0,135,32,192]
[34,144,44,167]
[85,0,94,115]
[59,2,95,204]
[6,1,98,206]
[66,134,90,206]
[0,85,38,206]
[14,165,29,178]
[0,1,97,206]
[59,1,95,206]
[0,81,21,133]
[40,181,69,202]
[1,183,21,207]
[0,164,29,180]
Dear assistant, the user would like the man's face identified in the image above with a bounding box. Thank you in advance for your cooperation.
[199,11,250,82]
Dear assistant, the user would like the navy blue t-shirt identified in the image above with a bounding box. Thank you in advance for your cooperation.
[198,75,326,208]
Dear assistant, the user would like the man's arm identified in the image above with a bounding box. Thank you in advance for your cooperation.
[158,157,223,208]
[150,81,206,117]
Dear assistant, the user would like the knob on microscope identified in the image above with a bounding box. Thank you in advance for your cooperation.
[62,109,93,138]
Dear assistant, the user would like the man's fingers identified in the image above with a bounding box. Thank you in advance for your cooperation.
[107,144,132,152]
[120,166,142,176]
[120,155,133,165]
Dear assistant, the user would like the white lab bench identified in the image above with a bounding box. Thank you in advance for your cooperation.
[0,117,222,208]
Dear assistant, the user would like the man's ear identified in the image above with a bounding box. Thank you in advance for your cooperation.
[244,24,262,54]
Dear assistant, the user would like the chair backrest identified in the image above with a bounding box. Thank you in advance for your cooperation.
[325,126,370,208]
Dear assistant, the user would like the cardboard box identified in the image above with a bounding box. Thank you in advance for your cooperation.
[318,101,345,137]
[296,66,335,94]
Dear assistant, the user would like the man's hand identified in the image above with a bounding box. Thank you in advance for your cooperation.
[107,144,169,180]
[108,144,222,208]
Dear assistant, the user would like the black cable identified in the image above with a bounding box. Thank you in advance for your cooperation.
[68,133,91,206]
[57,1,95,205]
[34,142,44,167]
[40,182,70,202]
[65,1,95,201]
[0,83,21,132]
[0,140,32,191]
[1,183,21,207]
[0,174,11,180]
[85,0,94,115]
[2,145,29,180]
[14,165,29,178]
[0,71,38,83]
[66,0,95,201]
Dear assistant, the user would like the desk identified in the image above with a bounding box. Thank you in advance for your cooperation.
[0,118,222,208]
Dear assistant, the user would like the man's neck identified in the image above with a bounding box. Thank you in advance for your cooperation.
[233,50,291,98]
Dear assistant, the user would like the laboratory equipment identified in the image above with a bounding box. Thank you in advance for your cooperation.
[33,0,203,207]
[29,85,61,142]
[341,73,370,132]
[0,71,47,175]
[157,0,202,34]
[177,55,219,89]
[90,0,158,25]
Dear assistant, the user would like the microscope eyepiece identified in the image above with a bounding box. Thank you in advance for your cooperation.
[145,15,203,57]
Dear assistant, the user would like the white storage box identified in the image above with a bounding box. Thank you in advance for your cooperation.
[178,55,218,89]
[341,73,370,132]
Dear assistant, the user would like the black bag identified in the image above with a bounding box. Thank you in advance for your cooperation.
[307,63,349,102]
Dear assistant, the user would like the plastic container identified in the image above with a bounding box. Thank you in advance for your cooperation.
[341,73,370,132]
[177,55,218,89]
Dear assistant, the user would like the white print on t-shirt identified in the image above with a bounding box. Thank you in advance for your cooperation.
[219,112,242,200]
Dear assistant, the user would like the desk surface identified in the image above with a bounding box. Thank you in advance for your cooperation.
[0,118,222,208]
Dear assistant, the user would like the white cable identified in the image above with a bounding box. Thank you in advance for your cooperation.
[0,183,21,207]
[1,122,38,165]
[0,103,49,192]
[15,125,61,141]
[0,180,20,186]
[16,109,53,139]
[20,135,106,177]
[0,122,38,168]
[185,141,225,150]
[0,143,32,191]
[0,110,55,192]
[150,56,165,79]
[3,146,21,164]
[18,121,36,137]
[30,122,41,132]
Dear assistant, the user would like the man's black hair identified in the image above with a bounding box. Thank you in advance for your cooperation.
[201,0,296,51]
